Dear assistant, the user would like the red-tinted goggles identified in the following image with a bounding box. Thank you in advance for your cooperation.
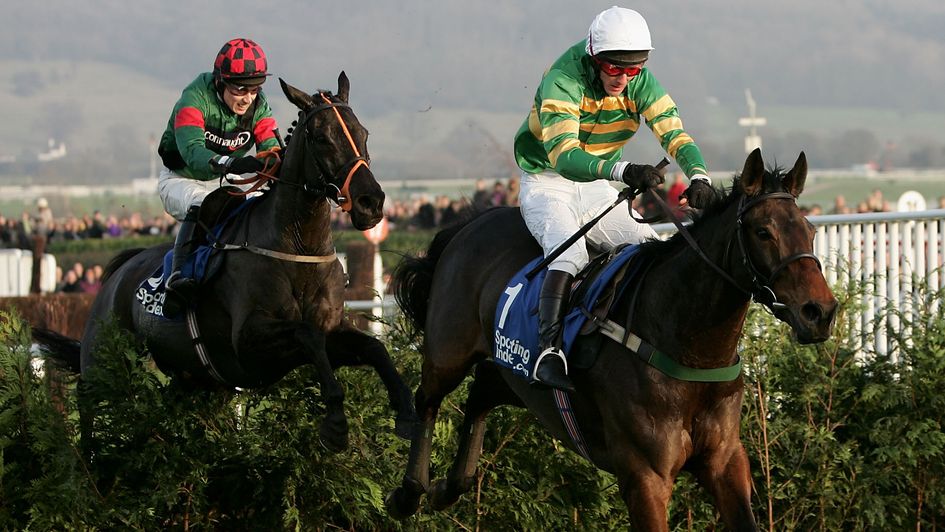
[593,57,643,77]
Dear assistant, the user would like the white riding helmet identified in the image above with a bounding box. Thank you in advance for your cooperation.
[585,6,653,63]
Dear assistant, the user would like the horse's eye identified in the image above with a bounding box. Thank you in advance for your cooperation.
[755,228,773,240]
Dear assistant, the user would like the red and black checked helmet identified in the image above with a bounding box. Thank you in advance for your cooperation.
[213,38,269,86]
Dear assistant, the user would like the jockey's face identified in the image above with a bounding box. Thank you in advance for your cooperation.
[222,82,261,115]
[597,60,645,96]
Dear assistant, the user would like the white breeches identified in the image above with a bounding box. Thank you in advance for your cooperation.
[158,167,259,221]
[519,170,657,276]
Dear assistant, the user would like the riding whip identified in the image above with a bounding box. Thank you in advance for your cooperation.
[526,157,670,278]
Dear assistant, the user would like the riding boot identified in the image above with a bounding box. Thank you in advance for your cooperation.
[532,269,576,393]
[163,205,200,317]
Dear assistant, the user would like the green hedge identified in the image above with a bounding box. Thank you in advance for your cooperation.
[1,277,943,529]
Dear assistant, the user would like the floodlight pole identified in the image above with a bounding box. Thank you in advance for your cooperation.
[738,89,767,153]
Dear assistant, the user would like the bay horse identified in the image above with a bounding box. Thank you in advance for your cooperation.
[386,149,837,530]
[33,73,416,453]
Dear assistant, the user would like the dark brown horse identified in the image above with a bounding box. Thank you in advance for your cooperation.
[34,73,416,452]
[386,149,837,530]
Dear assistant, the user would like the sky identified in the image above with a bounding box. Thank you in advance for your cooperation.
[3,0,945,176]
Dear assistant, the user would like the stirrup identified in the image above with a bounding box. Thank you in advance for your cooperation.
[531,347,575,393]
[533,347,569,376]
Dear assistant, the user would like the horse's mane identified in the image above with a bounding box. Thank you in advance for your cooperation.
[635,167,789,264]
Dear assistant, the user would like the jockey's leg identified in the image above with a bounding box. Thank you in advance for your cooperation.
[164,204,201,316]
[532,268,576,392]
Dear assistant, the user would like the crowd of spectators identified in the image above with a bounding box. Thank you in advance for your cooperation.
[0,198,177,295]
[1,201,176,251]
[55,261,104,295]
[329,176,522,231]
[4,181,943,293]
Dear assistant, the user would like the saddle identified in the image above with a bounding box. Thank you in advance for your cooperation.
[136,187,256,320]
[492,245,650,381]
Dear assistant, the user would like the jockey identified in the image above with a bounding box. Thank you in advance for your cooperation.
[157,38,281,316]
[513,7,717,392]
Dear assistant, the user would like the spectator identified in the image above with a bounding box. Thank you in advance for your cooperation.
[666,172,686,206]
[78,268,101,295]
[34,197,55,239]
[506,176,521,206]
[831,195,850,214]
[86,210,106,239]
[471,179,491,210]
[490,180,507,206]
[58,270,81,293]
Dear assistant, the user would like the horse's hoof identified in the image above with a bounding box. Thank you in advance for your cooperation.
[394,414,419,440]
[385,486,421,520]
[319,418,349,453]
[428,478,462,511]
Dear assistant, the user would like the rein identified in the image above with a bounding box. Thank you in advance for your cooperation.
[648,188,821,312]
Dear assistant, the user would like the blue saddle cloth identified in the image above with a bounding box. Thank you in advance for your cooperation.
[493,245,643,381]
[135,197,259,320]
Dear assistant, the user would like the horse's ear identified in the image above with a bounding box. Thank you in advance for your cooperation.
[337,71,350,103]
[783,151,808,198]
[739,147,765,196]
[280,78,314,111]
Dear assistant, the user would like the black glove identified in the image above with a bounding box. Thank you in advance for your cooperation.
[680,178,717,209]
[212,155,264,175]
[622,163,665,191]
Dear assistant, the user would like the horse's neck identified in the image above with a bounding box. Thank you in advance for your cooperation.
[269,192,333,252]
[633,209,750,366]
[255,136,334,255]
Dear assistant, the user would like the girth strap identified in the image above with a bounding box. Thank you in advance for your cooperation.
[212,242,338,264]
[597,319,743,382]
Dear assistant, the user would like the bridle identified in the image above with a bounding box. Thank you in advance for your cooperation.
[732,192,822,311]
[225,92,370,210]
[654,189,822,312]
[293,92,370,211]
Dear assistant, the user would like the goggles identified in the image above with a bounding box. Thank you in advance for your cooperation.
[224,82,262,96]
[592,56,644,78]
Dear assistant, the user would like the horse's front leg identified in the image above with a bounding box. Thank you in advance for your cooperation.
[617,466,675,532]
[693,442,758,531]
[325,318,418,440]
[237,318,348,452]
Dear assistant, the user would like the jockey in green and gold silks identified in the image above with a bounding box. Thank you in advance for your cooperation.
[513,41,707,182]
[513,6,717,393]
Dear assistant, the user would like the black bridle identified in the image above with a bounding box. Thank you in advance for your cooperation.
[654,189,821,312]
[732,192,822,311]
[291,92,371,209]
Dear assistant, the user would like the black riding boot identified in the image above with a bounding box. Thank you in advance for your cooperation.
[532,269,576,393]
[163,205,200,317]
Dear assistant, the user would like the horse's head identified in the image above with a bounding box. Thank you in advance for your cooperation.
[733,148,838,343]
[280,73,385,230]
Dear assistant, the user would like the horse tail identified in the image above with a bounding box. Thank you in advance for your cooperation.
[101,248,146,284]
[31,328,81,373]
[392,217,477,335]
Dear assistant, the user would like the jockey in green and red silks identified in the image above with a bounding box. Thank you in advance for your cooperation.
[157,38,281,316]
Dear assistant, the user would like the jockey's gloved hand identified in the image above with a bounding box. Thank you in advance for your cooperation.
[622,163,665,191]
[680,175,717,209]
[212,155,264,175]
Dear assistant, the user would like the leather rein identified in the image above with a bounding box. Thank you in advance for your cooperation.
[649,189,821,312]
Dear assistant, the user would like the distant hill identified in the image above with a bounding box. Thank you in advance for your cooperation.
[2,1,945,180]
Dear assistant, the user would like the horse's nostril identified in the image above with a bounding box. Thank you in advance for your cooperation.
[801,302,823,323]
